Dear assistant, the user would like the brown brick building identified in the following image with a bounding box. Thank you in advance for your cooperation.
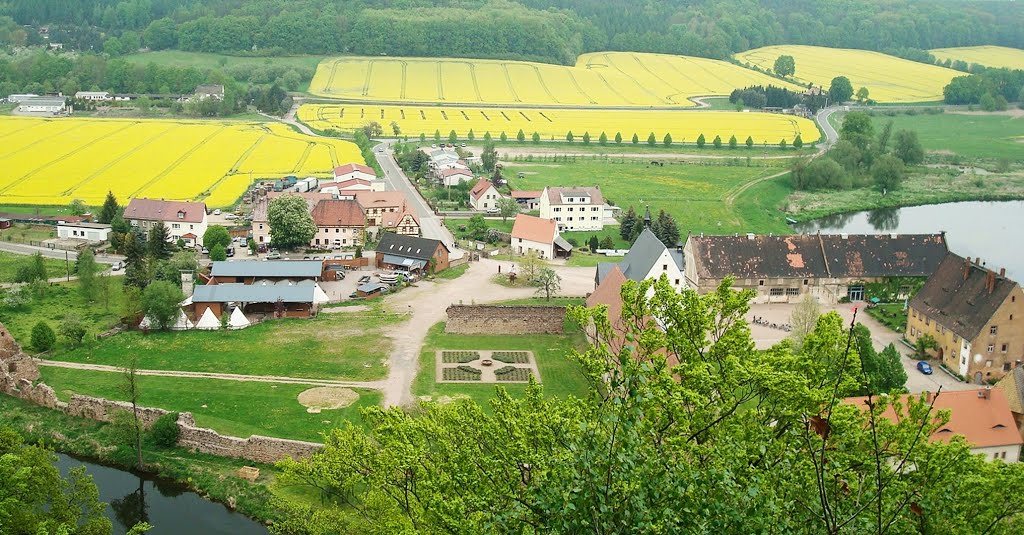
[375,233,449,274]
[907,254,1024,384]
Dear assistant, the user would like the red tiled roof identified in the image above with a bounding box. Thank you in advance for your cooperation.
[381,210,420,229]
[845,389,1024,449]
[511,214,556,244]
[311,199,366,227]
[470,178,494,201]
[440,168,473,178]
[544,186,603,205]
[125,198,206,223]
[336,178,371,189]
[182,233,197,239]
[510,190,542,200]
[353,191,407,210]
[333,163,376,177]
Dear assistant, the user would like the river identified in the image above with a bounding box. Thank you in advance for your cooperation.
[55,453,270,535]
[792,200,1024,281]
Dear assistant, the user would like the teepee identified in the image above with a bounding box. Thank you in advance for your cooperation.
[313,283,330,305]
[138,315,155,330]
[195,307,220,330]
[170,309,194,331]
[228,306,250,330]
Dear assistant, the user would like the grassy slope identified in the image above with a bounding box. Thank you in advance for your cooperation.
[413,322,589,408]
[47,308,403,380]
[38,367,377,442]
[869,112,1024,160]
[504,159,791,235]
[0,279,125,346]
[122,51,322,91]
[0,251,69,283]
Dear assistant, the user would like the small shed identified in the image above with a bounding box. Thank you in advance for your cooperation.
[355,282,388,298]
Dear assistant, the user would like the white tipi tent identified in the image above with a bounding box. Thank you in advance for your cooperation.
[138,315,155,330]
[313,283,330,305]
[228,306,250,330]
[170,309,194,331]
[195,307,220,330]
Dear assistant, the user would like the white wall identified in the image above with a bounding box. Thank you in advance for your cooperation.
[973,444,1021,463]
[514,237,554,260]
[334,170,376,182]
[642,249,686,290]
[471,186,501,210]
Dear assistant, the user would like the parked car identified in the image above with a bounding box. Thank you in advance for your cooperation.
[111,261,123,271]
[226,246,235,257]
[213,208,221,215]
[916,361,933,375]
[358,275,371,284]
[225,213,238,220]
[461,143,467,147]
[377,147,384,153]
[485,207,499,214]
[201,247,209,254]
[267,251,281,259]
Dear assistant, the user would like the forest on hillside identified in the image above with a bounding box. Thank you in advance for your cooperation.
[1,0,1022,65]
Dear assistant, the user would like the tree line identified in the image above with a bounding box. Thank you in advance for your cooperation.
[943,67,1024,108]
[3,1,1023,65]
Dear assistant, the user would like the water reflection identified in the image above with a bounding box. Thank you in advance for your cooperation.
[866,207,900,231]
[110,479,149,530]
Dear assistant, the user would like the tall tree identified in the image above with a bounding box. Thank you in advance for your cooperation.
[146,222,172,260]
[871,154,905,192]
[481,142,497,172]
[893,129,924,165]
[619,206,638,241]
[653,209,679,246]
[202,225,231,251]
[76,248,99,301]
[533,267,561,301]
[789,293,821,352]
[497,197,519,223]
[773,54,796,77]
[829,75,854,103]
[122,232,150,289]
[876,120,894,153]
[120,355,144,470]
[268,195,317,249]
[99,190,120,224]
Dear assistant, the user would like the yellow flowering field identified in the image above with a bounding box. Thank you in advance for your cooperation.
[309,52,802,107]
[298,104,819,145]
[0,117,363,207]
[735,45,960,102]
[929,46,1024,70]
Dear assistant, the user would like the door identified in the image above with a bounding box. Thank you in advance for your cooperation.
[847,285,865,301]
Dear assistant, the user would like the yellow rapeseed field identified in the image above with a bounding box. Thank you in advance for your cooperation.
[298,104,819,145]
[309,52,803,107]
[929,46,1024,70]
[0,117,363,207]
[735,45,960,103]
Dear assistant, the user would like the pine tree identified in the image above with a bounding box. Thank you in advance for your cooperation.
[582,132,591,145]
[500,131,508,142]
[631,133,639,145]
[745,135,754,149]
[696,134,706,148]
[98,191,120,224]
[654,210,680,246]
[793,134,804,149]
[614,132,623,144]
[646,132,656,146]
[663,133,672,147]
[599,132,608,145]
[619,206,638,241]
[123,232,150,289]
[713,135,722,149]
[147,222,172,260]
[532,132,540,143]
[588,235,599,251]
[729,135,738,149]
[566,131,574,142]
[517,129,526,142]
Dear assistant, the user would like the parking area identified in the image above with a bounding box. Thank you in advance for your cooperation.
[747,302,975,394]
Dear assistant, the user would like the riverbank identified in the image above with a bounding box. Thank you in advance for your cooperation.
[0,394,286,528]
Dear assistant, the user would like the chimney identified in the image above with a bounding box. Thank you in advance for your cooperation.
[999,268,1006,278]
[978,387,991,400]
[974,257,981,266]
[963,256,971,281]
[747,233,755,240]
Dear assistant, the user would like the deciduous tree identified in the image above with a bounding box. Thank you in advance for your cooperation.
[774,54,796,77]
[872,154,905,192]
[268,195,317,249]
[829,75,854,103]
[30,321,56,352]
[533,267,561,300]
[789,293,821,352]
[893,129,924,165]
[497,197,519,223]
[76,248,99,301]
[202,225,231,251]
[140,280,184,331]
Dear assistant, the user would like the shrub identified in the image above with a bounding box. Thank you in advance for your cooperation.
[148,412,181,448]
[31,321,56,352]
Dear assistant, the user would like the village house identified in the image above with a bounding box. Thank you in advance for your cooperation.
[192,84,225,101]
[538,186,606,232]
[438,168,474,187]
[350,191,411,235]
[56,222,111,243]
[320,177,385,196]
[469,178,502,211]
[906,254,1023,384]
[379,210,421,236]
[683,233,948,304]
[333,163,377,183]
[510,190,542,211]
[510,214,572,260]
[995,367,1024,440]
[124,198,209,247]
[310,199,366,248]
[375,233,450,274]
[597,227,685,291]
[74,91,112,101]
[845,389,1023,462]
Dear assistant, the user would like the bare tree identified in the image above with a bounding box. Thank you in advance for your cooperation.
[790,293,821,351]
[121,355,144,470]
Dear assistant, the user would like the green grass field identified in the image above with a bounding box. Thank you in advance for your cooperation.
[413,322,589,408]
[38,367,379,442]
[48,309,403,380]
[122,51,322,91]
[0,250,69,283]
[0,279,124,348]
[868,112,1024,160]
[470,139,816,156]
[505,160,792,235]
[0,223,58,245]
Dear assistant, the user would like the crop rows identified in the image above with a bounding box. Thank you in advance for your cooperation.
[929,46,1024,70]
[735,45,960,103]
[494,366,532,382]
[308,53,799,107]
[299,104,819,144]
[441,350,481,363]
[0,117,363,207]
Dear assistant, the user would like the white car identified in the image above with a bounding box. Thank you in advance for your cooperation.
[224,213,238,220]
[213,209,221,215]
[485,207,499,214]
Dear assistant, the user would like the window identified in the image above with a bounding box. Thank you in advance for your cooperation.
[171,223,180,229]
[803,279,809,286]
[335,228,340,233]
[567,207,573,212]
[991,326,998,335]
[675,279,680,285]
[962,355,967,365]
[591,217,598,221]
[769,288,784,296]
[987,344,994,353]
[1002,344,1008,353]
[986,360,993,368]
[592,207,599,212]
[258,224,263,230]
[1003,362,1011,372]
[953,334,959,343]
[554,207,561,212]
[786,288,800,296]
[1011,315,1015,320]
[758,280,765,286]
[663,264,668,271]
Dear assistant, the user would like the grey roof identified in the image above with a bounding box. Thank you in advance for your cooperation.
[211,260,322,278]
[376,233,448,262]
[382,254,426,269]
[357,282,388,292]
[192,283,315,303]
[553,235,574,252]
[58,222,111,229]
[596,262,617,285]
[611,228,682,283]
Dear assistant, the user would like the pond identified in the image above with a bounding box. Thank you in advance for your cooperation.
[55,453,270,535]
[792,200,1024,281]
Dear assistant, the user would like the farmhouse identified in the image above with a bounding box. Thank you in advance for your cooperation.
[207,260,324,285]
[191,283,319,320]
[333,163,377,182]
[845,389,1023,462]
[438,168,474,186]
[320,177,385,196]
[375,233,450,274]
[597,227,685,291]
[351,191,409,228]
[683,233,948,304]
[906,254,1023,384]
[511,214,571,260]
[124,198,208,247]
[469,178,501,211]
[193,84,225,101]
[379,210,420,236]
[17,96,68,114]
[74,91,111,101]
[538,186,606,232]
[310,199,366,248]
[56,222,112,243]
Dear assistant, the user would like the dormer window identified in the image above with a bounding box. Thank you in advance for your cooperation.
[177,210,185,219]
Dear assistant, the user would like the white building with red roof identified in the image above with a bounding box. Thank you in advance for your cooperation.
[124,198,208,246]
[511,214,572,260]
[538,186,606,232]
[438,168,474,187]
[469,178,502,211]
[333,163,377,182]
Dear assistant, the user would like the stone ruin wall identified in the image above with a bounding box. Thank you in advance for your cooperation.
[445,304,566,334]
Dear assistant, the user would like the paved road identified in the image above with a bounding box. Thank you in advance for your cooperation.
[373,140,458,250]
[0,241,124,265]
[815,105,841,150]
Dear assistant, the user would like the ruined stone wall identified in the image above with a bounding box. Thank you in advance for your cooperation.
[445,305,566,334]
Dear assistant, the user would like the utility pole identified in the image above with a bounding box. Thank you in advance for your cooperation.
[65,250,70,281]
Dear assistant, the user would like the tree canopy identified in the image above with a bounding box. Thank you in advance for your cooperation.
[267,195,317,249]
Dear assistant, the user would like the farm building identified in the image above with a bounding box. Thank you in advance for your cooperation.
[438,168,474,186]
[321,177,385,195]
[906,254,1023,385]
[124,198,208,247]
[56,222,112,243]
[207,260,324,285]
[6,93,38,103]
[355,282,388,298]
[683,233,949,305]
[511,214,571,260]
[310,199,366,248]
[333,163,377,182]
[379,210,420,236]
[190,283,320,320]
[538,186,606,232]
[193,84,225,100]
[350,191,410,228]
[74,91,111,101]
[510,190,542,211]
[17,96,68,114]
[375,233,450,274]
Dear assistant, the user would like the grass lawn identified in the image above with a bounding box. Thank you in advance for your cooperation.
[0,223,58,245]
[866,303,908,334]
[445,218,513,240]
[0,279,125,348]
[730,174,794,235]
[0,250,69,283]
[413,322,590,407]
[565,252,615,267]
[562,227,630,249]
[48,308,404,380]
[434,263,469,280]
[504,160,792,236]
[0,205,75,216]
[868,111,1024,160]
[38,367,378,442]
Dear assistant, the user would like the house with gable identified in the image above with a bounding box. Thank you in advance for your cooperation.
[124,198,208,247]
[333,163,377,183]
[310,199,366,248]
[597,226,685,291]
[538,186,606,232]
[511,214,572,260]
[906,253,1023,384]
[469,178,502,211]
